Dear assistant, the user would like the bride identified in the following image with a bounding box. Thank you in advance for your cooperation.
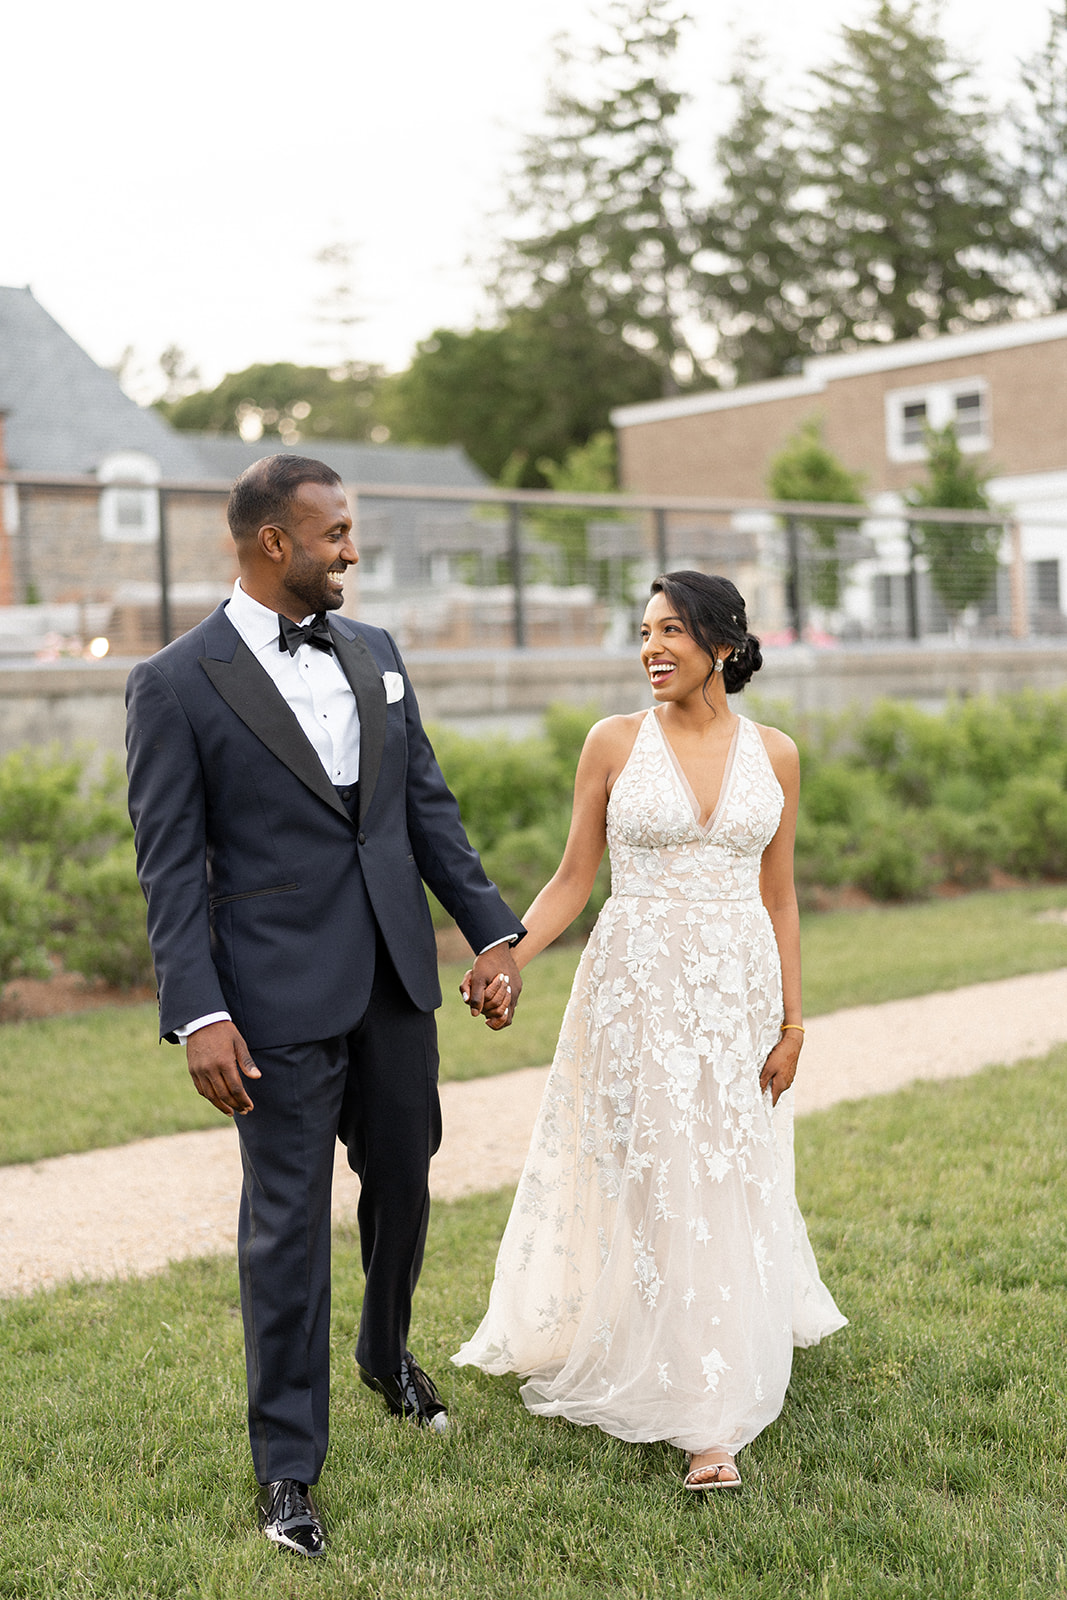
[455,571,845,1491]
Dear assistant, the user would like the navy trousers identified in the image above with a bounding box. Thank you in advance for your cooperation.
[234,929,441,1485]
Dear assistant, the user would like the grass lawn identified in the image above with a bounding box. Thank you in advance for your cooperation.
[4,886,1067,1166]
[3,1049,1066,1598]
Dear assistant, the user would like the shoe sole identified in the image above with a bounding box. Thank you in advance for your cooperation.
[263,1524,327,1557]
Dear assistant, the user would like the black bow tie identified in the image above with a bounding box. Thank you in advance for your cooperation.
[278,613,335,656]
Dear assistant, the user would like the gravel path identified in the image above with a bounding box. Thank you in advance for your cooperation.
[2,968,1065,1298]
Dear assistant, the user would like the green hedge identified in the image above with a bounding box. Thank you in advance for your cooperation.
[784,690,1067,905]
[0,749,152,999]
[4,689,1067,1001]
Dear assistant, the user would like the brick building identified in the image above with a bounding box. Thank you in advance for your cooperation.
[612,314,1067,636]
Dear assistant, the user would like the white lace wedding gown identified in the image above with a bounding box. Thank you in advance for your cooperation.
[454,709,846,1454]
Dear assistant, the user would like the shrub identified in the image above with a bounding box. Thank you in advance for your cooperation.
[850,699,962,808]
[482,819,611,941]
[55,842,154,990]
[850,813,936,901]
[801,762,883,829]
[0,854,57,1000]
[542,702,600,773]
[993,775,1067,880]
[0,748,130,872]
[927,806,1006,889]
[953,689,1067,793]
[930,773,993,816]
[793,815,852,903]
[429,706,601,940]
[431,728,567,854]
[0,749,141,994]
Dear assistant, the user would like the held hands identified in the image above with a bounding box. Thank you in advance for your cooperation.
[460,946,522,1030]
[186,1020,261,1116]
[759,1028,802,1107]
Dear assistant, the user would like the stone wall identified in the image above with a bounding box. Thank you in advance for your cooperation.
[3,644,1067,769]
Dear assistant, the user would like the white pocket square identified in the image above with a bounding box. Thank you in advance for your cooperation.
[382,671,405,703]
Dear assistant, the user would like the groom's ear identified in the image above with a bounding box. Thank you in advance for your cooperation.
[258,523,289,564]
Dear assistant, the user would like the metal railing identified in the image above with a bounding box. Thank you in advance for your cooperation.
[0,469,1061,657]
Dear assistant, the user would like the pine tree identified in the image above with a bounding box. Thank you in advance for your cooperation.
[799,0,1021,347]
[699,42,815,383]
[498,0,704,391]
[1012,3,1067,311]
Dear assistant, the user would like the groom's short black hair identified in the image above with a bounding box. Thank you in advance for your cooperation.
[227,454,343,543]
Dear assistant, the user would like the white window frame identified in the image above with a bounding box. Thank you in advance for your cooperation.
[885,377,991,464]
[98,451,161,543]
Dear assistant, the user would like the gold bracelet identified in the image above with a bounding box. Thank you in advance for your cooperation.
[780,1023,805,1034]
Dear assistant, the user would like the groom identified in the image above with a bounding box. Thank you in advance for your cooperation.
[125,454,524,1557]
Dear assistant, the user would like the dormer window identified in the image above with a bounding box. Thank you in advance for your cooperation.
[98,451,160,543]
[886,379,990,462]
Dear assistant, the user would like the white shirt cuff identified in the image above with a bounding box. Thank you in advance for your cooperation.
[476,936,517,957]
[176,1011,232,1044]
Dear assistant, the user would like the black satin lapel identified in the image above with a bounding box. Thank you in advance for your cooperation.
[199,642,350,822]
[330,628,387,822]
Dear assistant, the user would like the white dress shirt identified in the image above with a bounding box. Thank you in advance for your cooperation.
[226,578,361,784]
[179,582,510,1042]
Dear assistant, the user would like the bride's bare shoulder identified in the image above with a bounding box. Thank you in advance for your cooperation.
[580,711,648,787]
[584,710,647,757]
[751,720,799,780]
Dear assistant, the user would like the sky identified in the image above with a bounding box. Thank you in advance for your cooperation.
[1,0,1055,402]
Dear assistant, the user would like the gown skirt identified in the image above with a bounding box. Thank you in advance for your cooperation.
[454,710,846,1454]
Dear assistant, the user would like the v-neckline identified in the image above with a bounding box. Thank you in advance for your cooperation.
[651,709,742,835]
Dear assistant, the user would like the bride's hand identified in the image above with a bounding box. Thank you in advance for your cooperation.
[760,1032,802,1106]
[459,968,513,1029]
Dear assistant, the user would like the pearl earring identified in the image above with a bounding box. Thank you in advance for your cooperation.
[714,659,724,673]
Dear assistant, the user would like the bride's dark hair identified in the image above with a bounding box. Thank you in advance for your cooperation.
[649,571,763,696]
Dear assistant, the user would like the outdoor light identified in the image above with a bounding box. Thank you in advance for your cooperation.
[88,636,110,659]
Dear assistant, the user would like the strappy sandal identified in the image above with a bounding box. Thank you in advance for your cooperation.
[684,1448,742,1492]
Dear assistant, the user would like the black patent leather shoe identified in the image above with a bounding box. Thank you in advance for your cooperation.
[359,1350,449,1431]
[259,1478,326,1557]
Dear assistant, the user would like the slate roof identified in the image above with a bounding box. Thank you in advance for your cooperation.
[0,286,204,476]
[189,436,486,489]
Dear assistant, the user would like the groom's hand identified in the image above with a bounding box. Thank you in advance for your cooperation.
[186,1020,261,1116]
[461,947,522,1030]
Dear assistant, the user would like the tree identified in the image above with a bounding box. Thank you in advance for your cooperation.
[767,419,866,610]
[799,0,1021,348]
[527,431,619,584]
[498,0,704,390]
[906,423,1002,624]
[1012,3,1067,311]
[381,287,664,484]
[158,361,384,443]
[699,41,816,383]
[157,345,201,405]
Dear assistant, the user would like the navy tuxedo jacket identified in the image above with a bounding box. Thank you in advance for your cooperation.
[125,604,524,1050]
